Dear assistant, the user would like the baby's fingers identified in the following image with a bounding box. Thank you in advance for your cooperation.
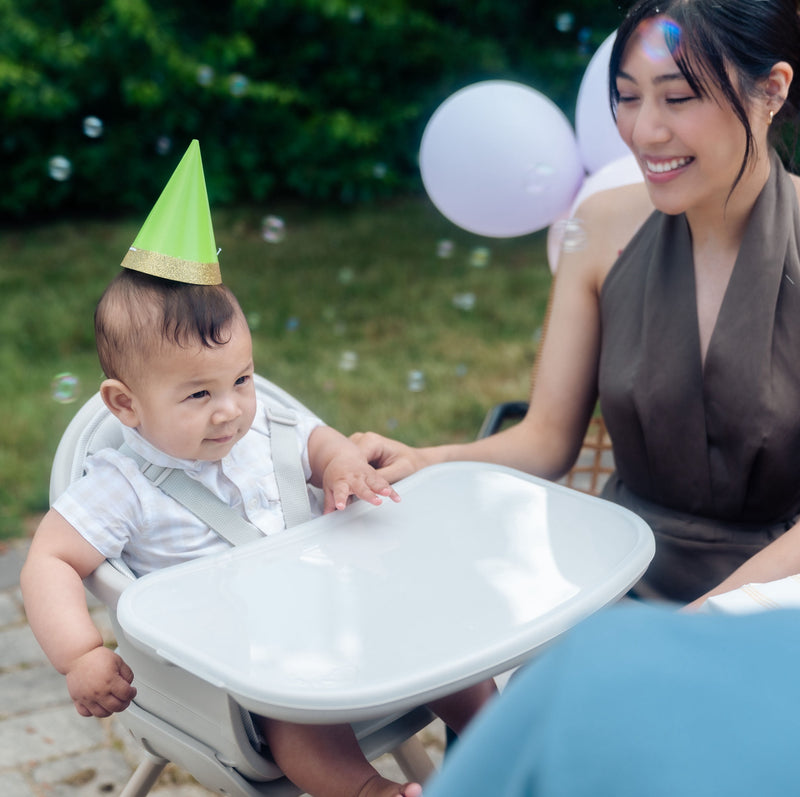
[366,473,401,504]
[324,477,389,513]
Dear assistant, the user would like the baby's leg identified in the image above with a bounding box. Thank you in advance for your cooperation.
[260,717,423,797]
[428,678,498,736]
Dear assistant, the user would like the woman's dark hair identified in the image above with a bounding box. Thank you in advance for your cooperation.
[95,269,242,381]
[609,0,800,192]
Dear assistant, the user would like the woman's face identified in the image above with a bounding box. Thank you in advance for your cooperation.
[614,17,762,217]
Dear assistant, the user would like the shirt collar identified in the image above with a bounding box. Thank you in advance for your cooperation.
[121,425,205,473]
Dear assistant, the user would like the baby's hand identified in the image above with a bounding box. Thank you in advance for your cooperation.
[322,453,401,514]
[65,646,137,718]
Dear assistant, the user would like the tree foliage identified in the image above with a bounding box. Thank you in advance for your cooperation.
[1,0,622,219]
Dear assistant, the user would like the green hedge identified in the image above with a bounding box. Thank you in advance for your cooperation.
[0,0,621,219]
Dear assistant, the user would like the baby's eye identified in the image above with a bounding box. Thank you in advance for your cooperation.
[235,375,251,387]
[188,389,209,400]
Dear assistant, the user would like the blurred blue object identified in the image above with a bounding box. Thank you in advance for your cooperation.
[426,603,800,796]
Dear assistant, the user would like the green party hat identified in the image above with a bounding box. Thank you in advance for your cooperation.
[121,139,221,285]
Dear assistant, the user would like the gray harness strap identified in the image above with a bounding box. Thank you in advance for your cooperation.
[119,404,313,546]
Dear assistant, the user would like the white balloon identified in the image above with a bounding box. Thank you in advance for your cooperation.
[419,81,584,238]
[575,31,631,174]
[546,153,644,273]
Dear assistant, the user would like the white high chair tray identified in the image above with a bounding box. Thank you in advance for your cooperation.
[117,462,654,723]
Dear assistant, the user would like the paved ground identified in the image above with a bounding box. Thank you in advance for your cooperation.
[0,538,447,797]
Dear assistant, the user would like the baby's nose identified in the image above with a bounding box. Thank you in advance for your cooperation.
[212,395,242,423]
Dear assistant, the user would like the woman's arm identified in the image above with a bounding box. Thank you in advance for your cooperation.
[355,183,653,484]
[353,250,601,481]
[687,520,800,610]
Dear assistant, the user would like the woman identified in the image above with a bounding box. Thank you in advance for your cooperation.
[354,0,800,606]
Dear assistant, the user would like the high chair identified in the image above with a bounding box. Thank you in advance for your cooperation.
[48,374,436,797]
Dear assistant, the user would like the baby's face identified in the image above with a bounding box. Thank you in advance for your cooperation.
[129,316,257,461]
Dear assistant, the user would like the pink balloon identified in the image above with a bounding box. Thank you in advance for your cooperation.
[420,81,585,238]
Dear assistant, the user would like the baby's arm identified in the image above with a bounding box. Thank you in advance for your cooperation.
[307,426,401,513]
[20,509,137,718]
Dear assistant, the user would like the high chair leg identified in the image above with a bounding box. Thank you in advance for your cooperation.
[119,750,169,797]
[391,735,436,782]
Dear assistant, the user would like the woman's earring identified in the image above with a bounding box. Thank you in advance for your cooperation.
[768,109,775,126]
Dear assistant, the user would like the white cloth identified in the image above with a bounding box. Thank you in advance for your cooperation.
[53,401,323,576]
[703,574,800,614]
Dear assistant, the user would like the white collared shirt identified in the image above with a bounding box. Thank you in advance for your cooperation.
[53,401,323,576]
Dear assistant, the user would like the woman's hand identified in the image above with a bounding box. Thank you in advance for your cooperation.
[350,431,434,483]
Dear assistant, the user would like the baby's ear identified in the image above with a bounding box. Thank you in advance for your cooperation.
[100,379,139,428]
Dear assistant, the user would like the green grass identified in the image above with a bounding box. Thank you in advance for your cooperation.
[0,196,553,539]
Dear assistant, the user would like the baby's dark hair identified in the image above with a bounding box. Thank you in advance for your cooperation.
[95,269,243,382]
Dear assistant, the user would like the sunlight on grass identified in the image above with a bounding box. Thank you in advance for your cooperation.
[0,197,553,538]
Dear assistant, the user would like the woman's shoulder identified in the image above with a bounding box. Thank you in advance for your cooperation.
[560,182,654,285]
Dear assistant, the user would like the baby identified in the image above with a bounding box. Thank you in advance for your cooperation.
[21,141,495,797]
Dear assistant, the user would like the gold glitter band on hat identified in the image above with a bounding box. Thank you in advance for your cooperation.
[122,247,222,286]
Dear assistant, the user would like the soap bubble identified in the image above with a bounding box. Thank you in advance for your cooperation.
[229,73,249,97]
[197,65,215,86]
[469,247,491,268]
[285,316,300,331]
[155,136,172,156]
[561,218,588,253]
[552,217,588,254]
[555,12,575,33]
[339,351,359,371]
[337,267,355,285]
[372,162,388,179]
[455,364,468,378]
[247,312,262,330]
[407,370,426,392]
[51,373,80,404]
[82,116,104,138]
[47,156,72,181]
[348,6,364,23]
[261,215,286,243]
[524,162,556,195]
[452,292,476,311]
[436,239,454,258]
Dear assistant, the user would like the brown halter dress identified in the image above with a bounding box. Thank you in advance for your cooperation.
[598,152,800,602]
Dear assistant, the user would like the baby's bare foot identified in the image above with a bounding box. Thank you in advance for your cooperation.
[357,773,423,797]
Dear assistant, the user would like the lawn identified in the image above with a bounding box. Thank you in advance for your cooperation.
[0,195,553,538]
